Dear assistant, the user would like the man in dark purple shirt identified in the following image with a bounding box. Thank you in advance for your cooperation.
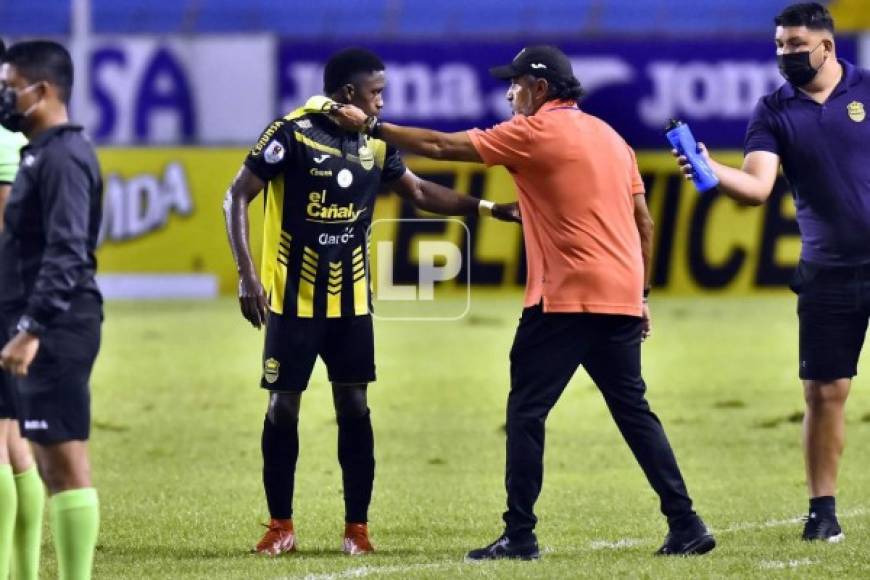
[676,2,869,543]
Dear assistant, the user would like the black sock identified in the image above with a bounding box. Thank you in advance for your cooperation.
[261,416,299,520]
[810,496,836,517]
[337,411,375,523]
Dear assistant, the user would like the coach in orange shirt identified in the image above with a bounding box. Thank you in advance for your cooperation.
[333,45,714,559]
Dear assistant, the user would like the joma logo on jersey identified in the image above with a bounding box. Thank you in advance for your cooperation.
[251,120,283,155]
[307,190,364,222]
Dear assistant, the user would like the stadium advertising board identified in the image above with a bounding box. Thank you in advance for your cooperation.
[87,36,274,144]
[83,36,859,147]
[95,150,800,296]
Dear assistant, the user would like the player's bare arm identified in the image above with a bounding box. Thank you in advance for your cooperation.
[223,165,269,329]
[674,146,780,206]
[331,105,483,163]
[389,169,520,222]
[0,183,10,232]
[633,193,654,341]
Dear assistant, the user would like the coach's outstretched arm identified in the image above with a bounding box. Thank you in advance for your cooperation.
[388,170,520,223]
[674,145,780,206]
[331,106,483,163]
[223,166,269,329]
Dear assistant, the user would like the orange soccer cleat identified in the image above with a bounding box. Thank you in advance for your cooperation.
[253,518,297,556]
[343,522,374,555]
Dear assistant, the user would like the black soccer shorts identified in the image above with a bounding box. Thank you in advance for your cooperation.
[260,312,376,391]
[791,261,870,381]
[7,298,102,444]
[0,312,18,419]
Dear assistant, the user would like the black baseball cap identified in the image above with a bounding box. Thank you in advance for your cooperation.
[489,45,576,83]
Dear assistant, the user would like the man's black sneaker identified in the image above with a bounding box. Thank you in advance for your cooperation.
[655,522,716,556]
[802,511,845,543]
[466,534,540,561]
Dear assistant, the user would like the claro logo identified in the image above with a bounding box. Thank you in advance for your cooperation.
[100,162,194,243]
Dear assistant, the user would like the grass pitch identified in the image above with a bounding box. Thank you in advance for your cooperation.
[42,294,870,578]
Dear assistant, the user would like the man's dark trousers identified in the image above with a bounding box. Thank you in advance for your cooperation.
[503,304,697,539]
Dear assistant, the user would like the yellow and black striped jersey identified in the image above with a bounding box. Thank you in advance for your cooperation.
[244,103,406,318]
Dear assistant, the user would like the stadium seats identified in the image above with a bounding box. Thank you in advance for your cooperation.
[1,0,70,36]
[93,0,186,34]
[4,0,834,37]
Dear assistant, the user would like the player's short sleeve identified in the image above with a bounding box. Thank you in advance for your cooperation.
[627,145,645,194]
[744,99,781,156]
[380,145,406,184]
[466,116,532,168]
[244,118,293,182]
[0,128,26,183]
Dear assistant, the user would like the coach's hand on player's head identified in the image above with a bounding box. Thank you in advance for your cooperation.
[493,202,522,224]
[671,142,710,181]
[0,332,40,377]
[329,104,368,132]
[238,272,268,329]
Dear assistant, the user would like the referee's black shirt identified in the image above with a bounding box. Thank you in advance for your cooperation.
[0,124,103,325]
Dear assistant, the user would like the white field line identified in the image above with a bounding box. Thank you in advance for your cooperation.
[759,558,817,570]
[280,507,869,579]
[719,506,867,534]
[590,538,646,550]
[292,562,456,580]
[587,506,868,550]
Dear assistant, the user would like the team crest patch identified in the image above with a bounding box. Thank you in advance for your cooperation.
[264,358,280,384]
[295,119,312,129]
[264,140,285,164]
[358,145,375,170]
[847,101,865,123]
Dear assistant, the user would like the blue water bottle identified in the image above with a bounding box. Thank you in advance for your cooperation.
[665,119,719,193]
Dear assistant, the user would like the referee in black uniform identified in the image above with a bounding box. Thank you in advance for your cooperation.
[0,41,103,579]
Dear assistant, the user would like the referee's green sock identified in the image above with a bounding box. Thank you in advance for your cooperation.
[50,487,99,580]
[13,466,45,580]
[0,464,17,578]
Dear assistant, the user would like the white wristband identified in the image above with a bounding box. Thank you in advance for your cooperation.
[478,199,495,217]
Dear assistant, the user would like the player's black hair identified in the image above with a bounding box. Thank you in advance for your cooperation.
[775,3,835,33]
[0,39,5,57]
[323,48,385,94]
[1,40,74,103]
[545,75,586,102]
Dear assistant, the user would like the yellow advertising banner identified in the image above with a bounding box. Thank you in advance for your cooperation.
[95,149,800,295]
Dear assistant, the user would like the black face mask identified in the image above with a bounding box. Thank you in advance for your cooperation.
[0,83,37,133]
[777,43,826,87]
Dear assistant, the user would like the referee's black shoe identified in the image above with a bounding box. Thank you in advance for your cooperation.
[802,511,845,543]
[466,534,540,561]
[655,519,716,556]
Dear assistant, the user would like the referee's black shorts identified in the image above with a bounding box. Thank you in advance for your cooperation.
[261,312,375,391]
[1,295,102,444]
[790,260,870,381]
[0,311,19,420]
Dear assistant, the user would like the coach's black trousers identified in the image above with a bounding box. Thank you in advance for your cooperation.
[502,304,696,539]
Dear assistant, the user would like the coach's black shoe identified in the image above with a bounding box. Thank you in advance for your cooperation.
[466,534,540,561]
[655,520,716,556]
[802,511,845,543]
